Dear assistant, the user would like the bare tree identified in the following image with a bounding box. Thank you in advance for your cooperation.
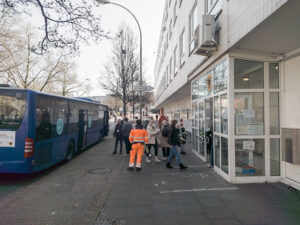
[0,0,108,54]
[99,25,139,117]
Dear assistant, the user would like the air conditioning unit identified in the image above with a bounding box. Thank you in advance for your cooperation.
[194,15,217,56]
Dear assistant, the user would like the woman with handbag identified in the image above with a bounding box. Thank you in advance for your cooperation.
[158,120,171,160]
[146,119,160,163]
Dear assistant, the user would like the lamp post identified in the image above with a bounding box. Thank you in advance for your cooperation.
[97,0,143,120]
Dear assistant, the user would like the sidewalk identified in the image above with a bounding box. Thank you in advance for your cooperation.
[94,138,300,225]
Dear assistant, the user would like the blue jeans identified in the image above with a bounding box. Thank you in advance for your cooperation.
[167,146,182,164]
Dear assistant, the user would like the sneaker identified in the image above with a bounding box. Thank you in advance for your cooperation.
[155,156,161,163]
[180,164,188,169]
[127,167,134,171]
[148,154,153,158]
[112,151,116,154]
[180,151,186,155]
[136,167,142,171]
[162,157,167,161]
[146,157,151,163]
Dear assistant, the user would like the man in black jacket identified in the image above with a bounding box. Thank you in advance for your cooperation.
[122,117,132,155]
[113,119,123,154]
[166,119,188,169]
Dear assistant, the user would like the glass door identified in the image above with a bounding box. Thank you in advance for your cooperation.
[204,98,213,161]
[198,101,205,157]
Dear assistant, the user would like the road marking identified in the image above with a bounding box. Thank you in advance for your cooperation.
[160,187,239,194]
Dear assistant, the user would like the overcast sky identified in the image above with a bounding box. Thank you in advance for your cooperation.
[75,0,165,97]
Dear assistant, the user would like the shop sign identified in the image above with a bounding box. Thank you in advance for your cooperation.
[243,140,255,151]
[0,131,15,147]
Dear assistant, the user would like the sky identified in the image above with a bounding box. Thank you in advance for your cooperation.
[75,0,165,97]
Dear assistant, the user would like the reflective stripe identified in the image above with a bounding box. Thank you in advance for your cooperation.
[136,163,141,168]
[129,163,134,167]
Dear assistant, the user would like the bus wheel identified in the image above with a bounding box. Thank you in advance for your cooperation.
[65,142,74,162]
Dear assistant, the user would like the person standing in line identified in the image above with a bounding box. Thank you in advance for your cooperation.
[128,120,148,171]
[155,114,159,121]
[159,120,171,161]
[122,117,132,155]
[112,119,123,154]
[206,126,214,167]
[158,114,167,129]
[166,119,188,169]
[146,119,160,163]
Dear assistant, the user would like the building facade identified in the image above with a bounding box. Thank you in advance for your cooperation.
[154,0,300,188]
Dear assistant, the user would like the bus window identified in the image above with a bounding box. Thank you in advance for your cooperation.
[36,95,54,142]
[0,90,26,130]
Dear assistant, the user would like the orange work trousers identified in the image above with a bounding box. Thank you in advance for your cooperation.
[129,143,144,168]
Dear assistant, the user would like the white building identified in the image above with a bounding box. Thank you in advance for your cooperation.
[154,0,300,188]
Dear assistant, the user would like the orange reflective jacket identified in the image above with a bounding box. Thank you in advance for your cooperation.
[129,128,148,144]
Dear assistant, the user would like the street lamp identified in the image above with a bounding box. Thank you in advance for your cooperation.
[96,0,143,120]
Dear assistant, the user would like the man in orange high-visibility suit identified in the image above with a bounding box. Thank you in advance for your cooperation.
[128,119,148,171]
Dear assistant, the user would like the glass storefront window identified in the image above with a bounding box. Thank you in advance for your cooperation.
[221,137,228,174]
[270,92,280,135]
[192,80,198,100]
[199,75,207,98]
[214,59,228,93]
[221,94,228,134]
[270,138,280,176]
[214,96,220,133]
[214,135,220,168]
[192,102,195,126]
[235,139,265,176]
[234,59,264,89]
[206,72,213,96]
[269,63,279,89]
[234,93,264,135]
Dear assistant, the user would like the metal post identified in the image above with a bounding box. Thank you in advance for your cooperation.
[102,2,143,120]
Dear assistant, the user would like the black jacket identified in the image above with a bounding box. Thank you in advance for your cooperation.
[114,123,123,139]
[167,126,179,146]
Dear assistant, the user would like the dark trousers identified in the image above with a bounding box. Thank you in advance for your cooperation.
[162,147,170,157]
[146,144,158,156]
[114,138,123,153]
[124,136,131,154]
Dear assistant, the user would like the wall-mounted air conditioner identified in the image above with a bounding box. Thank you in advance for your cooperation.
[194,15,217,56]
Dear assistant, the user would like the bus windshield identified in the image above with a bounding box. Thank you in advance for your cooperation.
[0,90,27,130]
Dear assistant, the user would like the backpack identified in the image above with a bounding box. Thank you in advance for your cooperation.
[162,126,169,137]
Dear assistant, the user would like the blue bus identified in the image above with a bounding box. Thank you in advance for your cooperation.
[0,87,109,174]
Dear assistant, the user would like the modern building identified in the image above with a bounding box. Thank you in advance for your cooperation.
[153,0,300,188]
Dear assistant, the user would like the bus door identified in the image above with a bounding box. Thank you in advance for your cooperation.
[78,110,87,151]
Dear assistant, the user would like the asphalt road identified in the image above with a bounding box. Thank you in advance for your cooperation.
[0,130,124,225]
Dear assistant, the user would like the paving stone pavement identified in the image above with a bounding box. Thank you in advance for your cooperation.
[0,127,299,225]
[93,134,300,225]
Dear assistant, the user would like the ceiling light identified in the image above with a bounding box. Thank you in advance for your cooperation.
[243,77,249,81]
[275,65,279,70]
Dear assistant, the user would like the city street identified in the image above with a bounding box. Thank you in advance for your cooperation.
[0,130,299,225]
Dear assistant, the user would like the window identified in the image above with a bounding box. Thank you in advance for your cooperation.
[235,139,265,176]
[169,19,173,39]
[179,28,185,65]
[173,1,177,26]
[0,90,26,130]
[169,57,173,80]
[270,92,280,135]
[269,63,279,89]
[206,0,222,14]
[234,59,264,89]
[270,139,280,176]
[221,137,228,174]
[214,96,220,133]
[189,3,197,53]
[174,46,178,74]
[214,59,228,93]
[214,135,220,168]
[221,94,228,134]
[234,93,264,135]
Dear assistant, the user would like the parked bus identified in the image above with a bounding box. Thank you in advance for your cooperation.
[0,87,109,174]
